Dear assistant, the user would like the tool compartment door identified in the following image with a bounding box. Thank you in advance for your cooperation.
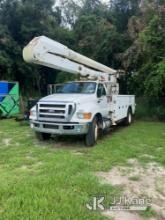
[112,95,135,121]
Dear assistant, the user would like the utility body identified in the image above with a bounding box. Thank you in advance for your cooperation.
[23,36,135,146]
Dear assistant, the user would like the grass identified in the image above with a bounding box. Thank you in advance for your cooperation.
[0,119,165,220]
[128,175,141,181]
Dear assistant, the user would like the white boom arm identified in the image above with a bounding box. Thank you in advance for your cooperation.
[23,36,117,82]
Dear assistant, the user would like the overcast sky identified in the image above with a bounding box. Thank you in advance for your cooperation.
[101,0,109,3]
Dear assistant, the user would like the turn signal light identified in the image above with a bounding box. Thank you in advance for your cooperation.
[83,113,92,119]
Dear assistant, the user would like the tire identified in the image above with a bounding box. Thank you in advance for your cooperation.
[35,132,51,141]
[124,108,132,126]
[85,116,99,147]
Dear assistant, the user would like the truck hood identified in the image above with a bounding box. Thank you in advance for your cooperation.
[39,94,95,103]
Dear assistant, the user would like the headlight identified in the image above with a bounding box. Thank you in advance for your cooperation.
[77,112,92,119]
[30,110,36,117]
[29,106,37,119]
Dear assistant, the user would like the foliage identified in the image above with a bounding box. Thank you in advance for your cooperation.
[110,0,141,32]
[144,61,165,99]
[136,15,165,99]
[0,0,65,95]
[135,97,165,121]
[73,1,129,68]
[0,0,164,109]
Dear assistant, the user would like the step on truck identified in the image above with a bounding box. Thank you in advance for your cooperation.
[23,36,135,146]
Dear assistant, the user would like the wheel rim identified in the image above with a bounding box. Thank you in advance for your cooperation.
[128,112,132,124]
[94,123,98,141]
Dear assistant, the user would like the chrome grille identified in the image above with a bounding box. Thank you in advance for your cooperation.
[38,102,75,122]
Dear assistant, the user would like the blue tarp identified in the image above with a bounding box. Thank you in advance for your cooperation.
[0,82,9,102]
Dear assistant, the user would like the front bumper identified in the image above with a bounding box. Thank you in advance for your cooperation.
[30,120,89,135]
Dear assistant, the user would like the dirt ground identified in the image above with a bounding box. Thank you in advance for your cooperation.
[96,158,165,220]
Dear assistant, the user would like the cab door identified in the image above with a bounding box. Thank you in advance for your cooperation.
[96,83,108,117]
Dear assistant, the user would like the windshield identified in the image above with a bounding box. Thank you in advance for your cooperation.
[55,82,96,94]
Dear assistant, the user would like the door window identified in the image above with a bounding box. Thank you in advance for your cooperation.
[97,84,106,98]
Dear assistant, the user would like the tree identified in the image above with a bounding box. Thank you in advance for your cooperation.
[0,0,63,95]
[73,0,127,68]
[140,15,165,99]
[110,0,140,32]
[0,0,164,106]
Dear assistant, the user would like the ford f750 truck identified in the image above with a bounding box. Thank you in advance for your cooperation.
[23,36,135,146]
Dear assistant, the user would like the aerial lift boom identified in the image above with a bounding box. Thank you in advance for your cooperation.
[23,36,117,83]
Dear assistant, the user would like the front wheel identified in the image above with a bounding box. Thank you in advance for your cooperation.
[35,132,51,141]
[85,117,99,147]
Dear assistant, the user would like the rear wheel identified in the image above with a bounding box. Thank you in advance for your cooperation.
[35,132,51,141]
[85,116,99,147]
[124,108,132,126]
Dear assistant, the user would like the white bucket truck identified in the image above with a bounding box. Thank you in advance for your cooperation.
[23,36,135,146]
